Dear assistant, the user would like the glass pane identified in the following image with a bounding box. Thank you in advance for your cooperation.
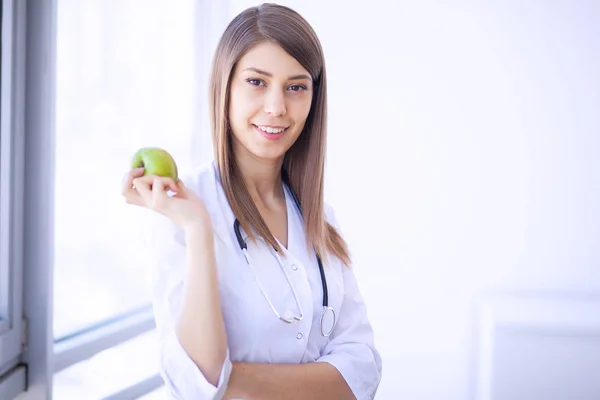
[53,329,160,399]
[54,0,199,338]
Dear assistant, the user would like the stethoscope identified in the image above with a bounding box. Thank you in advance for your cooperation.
[233,170,336,337]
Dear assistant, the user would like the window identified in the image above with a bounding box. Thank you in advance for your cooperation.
[53,0,201,339]
[3,1,228,397]
[49,0,222,397]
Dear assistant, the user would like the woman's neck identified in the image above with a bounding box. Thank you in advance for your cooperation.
[233,144,285,205]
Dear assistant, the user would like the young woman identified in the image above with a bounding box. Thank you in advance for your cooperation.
[122,4,382,399]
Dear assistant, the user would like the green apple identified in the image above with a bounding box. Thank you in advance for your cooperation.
[130,147,179,182]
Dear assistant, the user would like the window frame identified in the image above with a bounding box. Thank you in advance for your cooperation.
[0,0,26,397]
[53,306,155,374]
[17,0,57,398]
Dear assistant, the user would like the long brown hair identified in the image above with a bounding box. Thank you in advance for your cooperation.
[209,3,351,267]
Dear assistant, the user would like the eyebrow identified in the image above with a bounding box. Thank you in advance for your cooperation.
[242,67,312,81]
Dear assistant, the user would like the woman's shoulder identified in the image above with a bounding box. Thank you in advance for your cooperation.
[178,160,238,248]
[178,160,218,198]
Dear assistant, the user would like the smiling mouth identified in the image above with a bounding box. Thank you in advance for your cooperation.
[253,124,289,134]
[253,124,289,141]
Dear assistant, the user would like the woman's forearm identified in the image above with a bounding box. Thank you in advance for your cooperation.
[225,362,354,400]
[176,227,227,387]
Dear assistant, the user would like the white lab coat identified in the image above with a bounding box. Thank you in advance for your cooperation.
[150,161,382,400]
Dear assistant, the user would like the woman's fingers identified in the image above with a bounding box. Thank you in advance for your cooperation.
[173,179,190,198]
[150,177,170,211]
[164,177,180,193]
[131,175,179,212]
[121,168,145,206]
[132,175,154,205]
[122,166,180,216]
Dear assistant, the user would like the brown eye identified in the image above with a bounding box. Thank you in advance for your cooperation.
[288,84,307,92]
[246,78,265,86]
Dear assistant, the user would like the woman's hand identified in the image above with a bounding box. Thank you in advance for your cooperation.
[121,167,212,233]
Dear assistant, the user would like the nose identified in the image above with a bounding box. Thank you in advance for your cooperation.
[264,88,286,117]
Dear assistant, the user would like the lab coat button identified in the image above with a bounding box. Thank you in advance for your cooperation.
[296,333,303,340]
[291,264,298,271]
[284,310,294,320]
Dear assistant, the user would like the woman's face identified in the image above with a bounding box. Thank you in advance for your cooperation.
[228,41,313,163]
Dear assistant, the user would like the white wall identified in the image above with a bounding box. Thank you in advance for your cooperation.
[220,2,600,399]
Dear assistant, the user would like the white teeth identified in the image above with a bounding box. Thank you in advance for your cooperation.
[257,125,286,134]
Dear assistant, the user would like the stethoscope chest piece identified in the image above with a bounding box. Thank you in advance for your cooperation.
[320,306,336,337]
